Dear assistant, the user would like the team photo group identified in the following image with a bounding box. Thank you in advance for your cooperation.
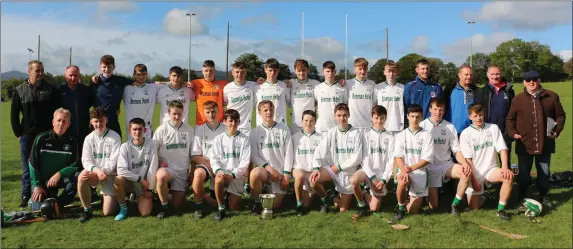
[10,54,566,223]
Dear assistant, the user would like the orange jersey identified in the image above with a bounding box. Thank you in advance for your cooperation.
[192,79,227,125]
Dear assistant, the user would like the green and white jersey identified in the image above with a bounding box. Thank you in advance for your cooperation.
[292,130,322,172]
[255,81,291,125]
[250,121,294,174]
[117,139,158,191]
[290,79,320,128]
[393,127,433,168]
[313,125,363,175]
[156,84,194,125]
[314,82,348,134]
[153,121,194,174]
[362,128,395,183]
[459,123,507,176]
[191,122,226,160]
[420,118,460,164]
[223,81,257,132]
[375,82,405,132]
[81,129,122,175]
[123,83,163,140]
[209,131,251,178]
[346,78,377,129]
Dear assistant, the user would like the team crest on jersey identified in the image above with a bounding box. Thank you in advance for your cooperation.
[313,140,320,146]
[273,132,281,139]
[396,90,401,95]
[485,131,493,140]
[441,129,446,136]
[430,91,436,98]
[180,91,185,97]
[144,89,149,95]
[181,132,187,140]
[384,138,389,145]
[336,90,341,95]
[214,85,219,91]
[418,139,424,146]
[347,136,355,144]
[63,144,71,151]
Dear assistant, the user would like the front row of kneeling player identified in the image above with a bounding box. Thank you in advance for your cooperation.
[77,97,514,222]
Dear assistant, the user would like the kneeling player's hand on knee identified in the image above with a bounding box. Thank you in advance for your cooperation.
[224,172,234,181]
[216,171,226,179]
[309,171,320,184]
[280,175,289,190]
[400,165,411,174]
[374,180,385,192]
[96,170,108,181]
[141,179,149,190]
[47,172,61,188]
[267,168,281,182]
[501,168,513,181]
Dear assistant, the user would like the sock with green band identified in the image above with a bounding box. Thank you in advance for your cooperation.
[84,207,92,212]
[254,196,261,203]
[320,197,327,205]
[497,201,506,211]
[452,195,462,206]
[161,202,170,210]
[218,204,225,211]
[296,200,303,207]
[357,200,366,208]
[398,203,406,211]
[119,203,127,211]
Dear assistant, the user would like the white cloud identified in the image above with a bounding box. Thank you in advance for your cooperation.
[95,1,138,24]
[442,32,515,65]
[409,36,432,55]
[465,2,572,31]
[163,8,210,36]
[559,50,572,61]
[240,13,279,26]
[0,14,347,77]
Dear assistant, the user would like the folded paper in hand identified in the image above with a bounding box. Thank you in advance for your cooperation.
[547,117,557,136]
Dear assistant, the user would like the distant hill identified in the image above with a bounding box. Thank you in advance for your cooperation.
[1,71,28,80]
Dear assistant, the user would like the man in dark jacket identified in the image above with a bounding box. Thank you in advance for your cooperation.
[475,65,515,168]
[506,71,566,209]
[11,60,61,208]
[443,64,478,135]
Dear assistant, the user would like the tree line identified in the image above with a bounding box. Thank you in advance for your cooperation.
[2,38,571,99]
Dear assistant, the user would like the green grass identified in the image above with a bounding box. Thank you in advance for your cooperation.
[2,82,572,248]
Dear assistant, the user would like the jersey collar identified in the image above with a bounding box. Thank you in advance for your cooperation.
[371,127,386,134]
[470,124,486,131]
[262,121,277,129]
[207,122,221,131]
[407,127,423,135]
[168,121,183,130]
[338,124,352,133]
[226,130,240,138]
[428,118,443,127]
[301,129,316,137]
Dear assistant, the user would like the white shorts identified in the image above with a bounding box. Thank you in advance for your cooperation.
[465,167,496,196]
[225,176,246,197]
[92,175,116,196]
[325,167,353,195]
[167,168,189,192]
[428,161,455,188]
[196,165,215,191]
[396,167,428,197]
[293,168,314,193]
[263,170,287,195]
[365,177,387,197]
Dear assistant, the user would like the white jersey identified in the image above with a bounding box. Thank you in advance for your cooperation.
[81,129,122,175]
[208,131,251,178]
[290,79,320,128]
[375,82,405,132]
[346,79,376,129]
[459,123,507,176]
[223,81,257,132]
[420,118,460,164]
[191,122,226,160]
[292,130,322,172]
[314,82,348,133]
[313,125,363,175]
[250,122,294,174]
[153,122,194,174]
[393,128,434,167]
[156,84,194,125]
[116,139,159,191]
[255,81,291,125]
[362,128,395,183]
[123,83,163,140]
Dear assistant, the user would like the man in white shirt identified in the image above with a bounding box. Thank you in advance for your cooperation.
[292,110,322,216]
[255,58,290,126]
[393,104,434,221]
[460,103,513,221]
[190,101,226,219]
[346,58,376,134]
[420,98,473,216]
[77,107,122,223]
[209,109,251,221]
[375,63,405,136]
[114,118,158,221]
[123,64,163,140]
[314,61,348,134]
[310,103,363,213]
[223,62,257,136]
[249,101,294,215]
[351,105,394,219]
[153,100,194,219]
[156,66,195,125]
[290,59,321,134]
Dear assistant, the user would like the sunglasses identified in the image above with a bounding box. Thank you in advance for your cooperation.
[524,78,539,82]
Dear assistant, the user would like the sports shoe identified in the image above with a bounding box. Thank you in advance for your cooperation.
[19,196,29,208]
[115,208,128,221]
[497,210,511,221]
[194,209,204,220]
[79,210,93,223]
[214,210,225,221]
[319,202,329,213]
[353,209,372,219]
[296,206,309,216]
[541,197,554,209]
[394,209,406,221]
[450,205,461,216]
[251,202,262,216]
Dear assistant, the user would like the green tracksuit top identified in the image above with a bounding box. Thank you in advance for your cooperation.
[28,130,78,188]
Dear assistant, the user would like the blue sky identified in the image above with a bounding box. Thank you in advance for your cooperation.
[1,1,571,76]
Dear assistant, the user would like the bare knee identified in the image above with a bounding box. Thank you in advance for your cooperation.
[156,169,170,183]
[350,176,360,187]
[193,169,206,182]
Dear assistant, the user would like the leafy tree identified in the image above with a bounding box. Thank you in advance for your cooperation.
[489,39,535,83]
[367,59,395,83]
[182,69,199,82]
[427,57,444,83]
[234,53,265,81]
[439,62,458,86]
[465,53,490,85]
[336,68,355,81]
[151,73,167,82]
[564,58,573,79]
[396,53,424,82]
[308,63,320,81]
[278,63,292,80]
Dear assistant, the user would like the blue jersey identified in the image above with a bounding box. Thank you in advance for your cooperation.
[403,76,443,120]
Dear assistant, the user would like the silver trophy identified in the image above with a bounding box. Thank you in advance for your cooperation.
[260,194,276,219]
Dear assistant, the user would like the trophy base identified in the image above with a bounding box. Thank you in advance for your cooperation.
[261,210,274,219]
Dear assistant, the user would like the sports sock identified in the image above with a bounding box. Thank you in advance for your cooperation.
[254,196,261,203]
[161,202,169,210]
[320,197,327,205]
[398,203,406,211]
[452,195,462,206]
[497,201,506,211]
[357,200,366,208]
[119,203,127,211]
[218,204,225,211]
[84,207,92,212]
[196,202,202,207]
[296,200,303,208]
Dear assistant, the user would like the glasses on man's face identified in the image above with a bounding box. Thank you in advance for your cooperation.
[524,78,538,83]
